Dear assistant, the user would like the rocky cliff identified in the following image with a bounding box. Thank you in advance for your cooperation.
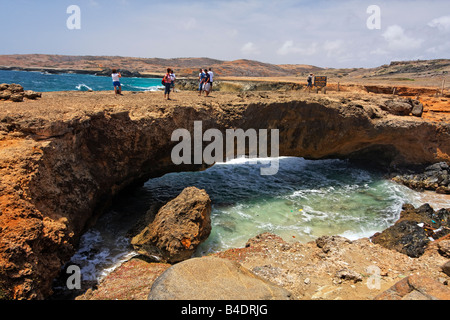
[0,89,450,299]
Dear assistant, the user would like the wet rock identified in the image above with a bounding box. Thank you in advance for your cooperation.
[371,204,450,258]
[392,162,450,194]
[374,275,450,300]
[148,257,293,300]
[131,187,212,263]
[371,220,429,258]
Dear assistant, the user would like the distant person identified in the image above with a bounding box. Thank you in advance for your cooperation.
[208,68,214,92]
[112,69,122,95]
[202,68,211,97]
[198,69,206,96]
[163,68,173,100]
[170,69,176,93]
[306,73,314,91]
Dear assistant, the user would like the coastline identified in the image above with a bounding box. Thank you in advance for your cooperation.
[0,87,449,300]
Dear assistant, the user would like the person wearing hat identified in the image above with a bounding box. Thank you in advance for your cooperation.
[306,73,314,91]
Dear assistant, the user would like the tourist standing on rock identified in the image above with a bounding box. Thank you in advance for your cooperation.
[170,69,176,93]
[198,69,206,96]
[208,68,214,92]
[163,68,173,100]
[202,68,211,97]
[112,69,123,95]
[306,73,313,92]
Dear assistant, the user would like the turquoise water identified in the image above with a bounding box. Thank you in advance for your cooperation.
[66,157,450,282]
[0,70,162,92]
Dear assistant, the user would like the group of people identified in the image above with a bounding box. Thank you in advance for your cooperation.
[198,68,214,97]
[112,67,313,97]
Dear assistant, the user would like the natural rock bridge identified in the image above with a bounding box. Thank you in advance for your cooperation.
[0,90,449,299]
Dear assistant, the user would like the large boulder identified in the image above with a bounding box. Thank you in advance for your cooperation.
[381,99,413,116]
[392,162,450,194]
[131,187,212,263]
[371,204,450,258]
[148,256,293,300]
[374,275,450,300]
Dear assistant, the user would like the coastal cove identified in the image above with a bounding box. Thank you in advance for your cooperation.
[0,70,163,93]
[1,86,450,300]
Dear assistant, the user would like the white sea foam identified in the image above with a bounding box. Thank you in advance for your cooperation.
[75,83,93,91]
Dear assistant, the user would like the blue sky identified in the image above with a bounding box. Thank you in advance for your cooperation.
[1,0,449,68]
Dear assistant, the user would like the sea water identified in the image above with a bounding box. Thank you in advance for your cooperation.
[65,157,450,283]
[0,70,162,92]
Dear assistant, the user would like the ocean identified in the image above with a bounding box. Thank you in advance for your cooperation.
[0,69,163,92]
[66,157,450,284]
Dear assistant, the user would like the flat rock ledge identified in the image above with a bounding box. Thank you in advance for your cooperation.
[147,257,293,300]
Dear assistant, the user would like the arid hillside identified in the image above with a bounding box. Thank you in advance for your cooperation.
[0,54,321,78]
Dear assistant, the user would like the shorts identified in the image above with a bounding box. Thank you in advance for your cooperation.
[113,81,121,87]
[203,82,211,92]
[164,82,172,94]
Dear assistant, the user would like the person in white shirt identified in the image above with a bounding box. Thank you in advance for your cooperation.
[170,70,176,93]
[208,68,214,92]
[111,69,122,95]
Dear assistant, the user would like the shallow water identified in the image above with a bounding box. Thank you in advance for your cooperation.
[0,70,162,92]
[63,157,450,283]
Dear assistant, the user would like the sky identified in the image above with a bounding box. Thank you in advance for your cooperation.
[0,0,449,68]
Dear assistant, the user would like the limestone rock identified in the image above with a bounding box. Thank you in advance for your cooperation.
[10,93,24,102]
[0,90,11,100]
[410,99,424,117]
[374,275,450,300]
[8,83,24,93]
[316,235,352,254]
[131,187,212,263]
[442,261,450,277]
[23,90,42,100]
[148,257,293,300]
[438,241,450,258]
[381,99,413,116]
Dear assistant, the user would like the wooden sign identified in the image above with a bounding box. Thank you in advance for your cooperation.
[314,76,327,88]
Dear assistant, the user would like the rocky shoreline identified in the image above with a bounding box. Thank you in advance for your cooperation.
[1,88,450,300]
[76,202,450,301]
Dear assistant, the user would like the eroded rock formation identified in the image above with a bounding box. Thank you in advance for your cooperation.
[131,187,212,263]
[0,90,450,299]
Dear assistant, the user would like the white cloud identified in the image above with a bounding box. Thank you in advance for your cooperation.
[382,25,423,51]
[277,41,317,56]
[241,42,260,55]
[428,16,450,32]
[182,18,197,30]
[323,40,345,57]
